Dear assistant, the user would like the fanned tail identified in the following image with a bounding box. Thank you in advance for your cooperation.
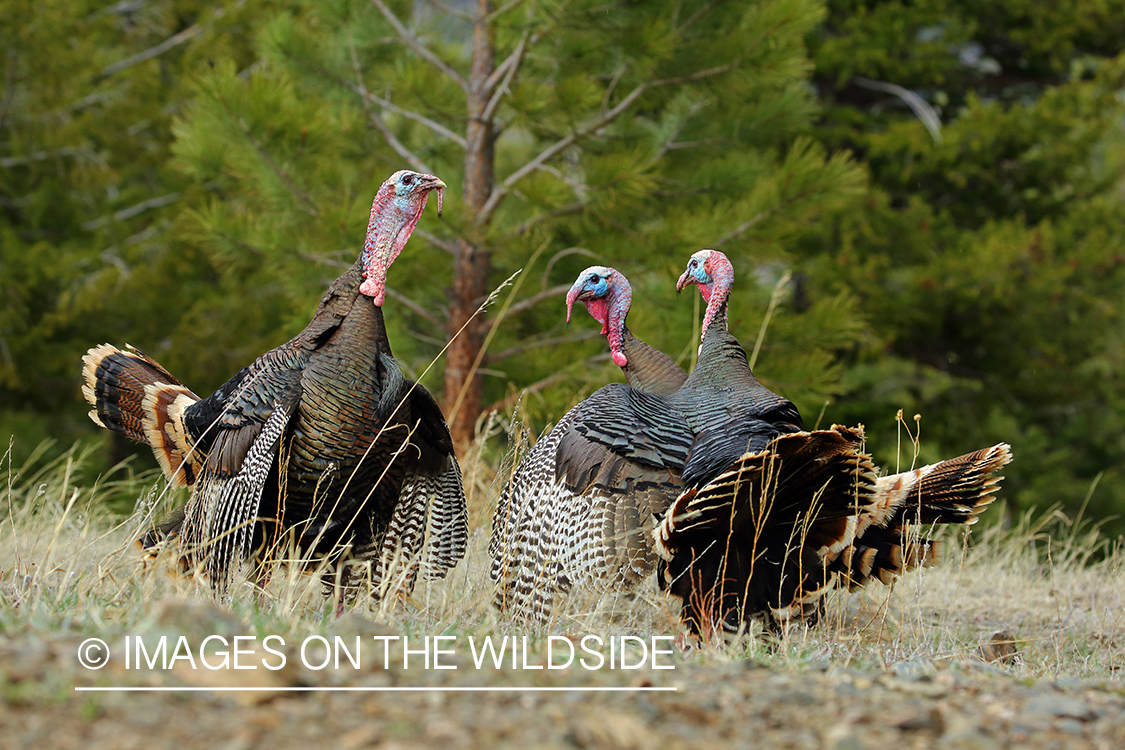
[81,343,202,488]
[872,443,1012,527]
[654,425,879,635]
[831,443,1012,590]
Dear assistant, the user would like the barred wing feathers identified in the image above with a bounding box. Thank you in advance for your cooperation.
[490,387,690,623]
[374,383,468,593]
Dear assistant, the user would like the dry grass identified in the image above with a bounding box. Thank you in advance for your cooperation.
[0,433,1122,684]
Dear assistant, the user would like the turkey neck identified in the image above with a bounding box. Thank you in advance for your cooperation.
[670,299,804,438]
[305,258,394,358]
[619,327,687,396]
[679,301,761,390]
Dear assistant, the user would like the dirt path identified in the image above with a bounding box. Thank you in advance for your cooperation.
[2,628,1123,750]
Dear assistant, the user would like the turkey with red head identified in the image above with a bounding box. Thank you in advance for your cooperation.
[489,265,692,622]
[654,249,1011,636]
[564,266,687,395]
[82,169,467,603]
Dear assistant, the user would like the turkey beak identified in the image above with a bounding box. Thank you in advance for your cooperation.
[676,268,692,294]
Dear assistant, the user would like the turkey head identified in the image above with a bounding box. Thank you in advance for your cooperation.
[360,169,446,305]
[566,266,633,367]
[676,248,734,340]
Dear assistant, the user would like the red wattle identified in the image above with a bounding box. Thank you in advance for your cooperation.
[360,277,385,306]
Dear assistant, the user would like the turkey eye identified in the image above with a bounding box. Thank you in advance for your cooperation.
[402,174,414,186]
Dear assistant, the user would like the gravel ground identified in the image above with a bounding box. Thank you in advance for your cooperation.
[2,617,1123,750]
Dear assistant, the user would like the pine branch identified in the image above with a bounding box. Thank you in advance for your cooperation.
[369,112,434,174]
[485,329,601,363]
[532,163,588,201]
[600,64,628,112]
[541,246,599,288]
[476,82,648,224]
[423,0,472,20]
[648,99,709,164]
[481,31,529,121]
[485,0,524,23]
[217,93,320,216]
[415,229,458,256]
[506,201,589,236]
[81,192,181,230]
[676,0,720,35]
[99,3,240,79]
[349,44,434,174]
[354,88,466,148]
[649,61,740,88]
[713,209,771,249]
[287,52,467,148]
[298,252,351,269]
[0,147,84,168]
[483,353,610,414]
[477,61,738,225]
[503,283,572,317]
[369,0,469,93]
[854,77,944,145]
[385,286,443,330]
[713,184,820,248]
[483,28,533,93]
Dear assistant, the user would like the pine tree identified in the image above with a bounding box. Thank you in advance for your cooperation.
[806,0,1125,527]
[0,0,280,463]
[170,0,869,450]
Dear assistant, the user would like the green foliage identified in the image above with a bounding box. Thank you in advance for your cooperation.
[164,0,870,431]
[0,0,286,465]
[3,0,1123,534]
[808,0,1125,529]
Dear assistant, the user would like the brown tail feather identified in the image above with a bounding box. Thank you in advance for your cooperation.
[829,443,1012,590]
[655,434,1014,633]
[81,343,203,487]
[870,443,1012,528]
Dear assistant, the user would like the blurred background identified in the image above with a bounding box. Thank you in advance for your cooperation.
[2,0,1124,534]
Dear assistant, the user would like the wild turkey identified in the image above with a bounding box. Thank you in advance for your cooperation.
[82,169,467,601]
[654,249,1012,635]
[564,265,687,395]
[489,265,691,621]
[490,252,1011,632]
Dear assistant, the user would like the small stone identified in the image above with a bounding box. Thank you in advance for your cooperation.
[978,631,1019,666]
[894,707,945,733]
[1023,694,1098,722]
[830,732,869,750]
[1056,718,1086,735]
[891,657,937,679]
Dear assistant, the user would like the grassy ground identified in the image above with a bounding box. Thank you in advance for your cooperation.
[1,436,1123,747]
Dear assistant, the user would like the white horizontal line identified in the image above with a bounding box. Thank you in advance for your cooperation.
[74,686,677,693]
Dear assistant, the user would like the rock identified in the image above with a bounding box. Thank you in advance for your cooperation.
[1023,694,1098,722]
[150,598,247,641]
[890,657,938,679]
[894,706,945,732]
[978,631,1019,666]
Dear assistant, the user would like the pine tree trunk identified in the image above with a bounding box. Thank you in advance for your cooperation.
[444,0,495,449]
